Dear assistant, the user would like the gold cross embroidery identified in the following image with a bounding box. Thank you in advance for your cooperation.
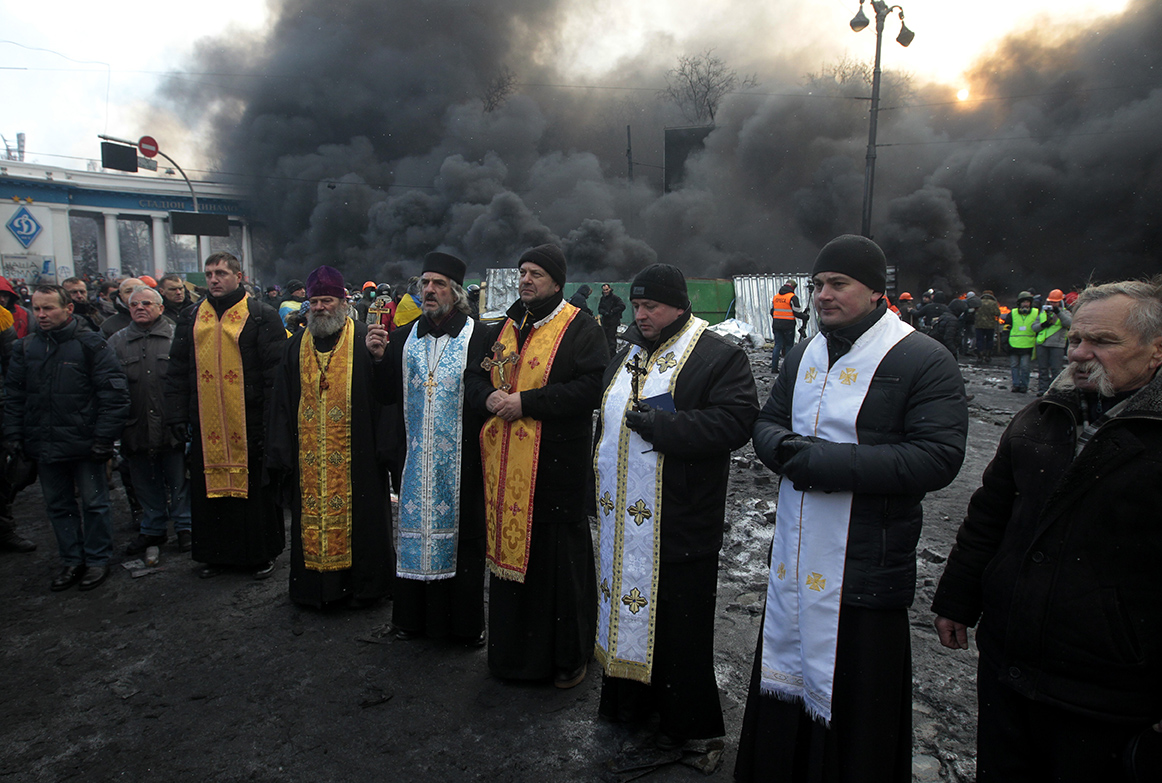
[839,368,858,385]
[776,562,786,581]
[622,587,648,614]
[626,499,652,526]
[655,352,677,373]
[806,572,826,592]
[804,367,818,383]
[599,491,615,516]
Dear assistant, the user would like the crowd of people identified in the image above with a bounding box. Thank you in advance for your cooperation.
[2,235,1160,781]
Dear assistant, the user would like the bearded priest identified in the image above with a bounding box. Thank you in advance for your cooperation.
[267,265,393,608]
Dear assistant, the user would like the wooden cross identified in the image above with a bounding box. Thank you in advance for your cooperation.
[623,353,648,411]
[481,341,519,391]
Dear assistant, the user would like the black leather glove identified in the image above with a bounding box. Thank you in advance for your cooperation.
[91,441,115,462]
[775,434,823,466]
[170,423,190,444]
[624,403,656,442]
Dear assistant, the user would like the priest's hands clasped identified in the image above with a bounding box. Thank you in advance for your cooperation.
[487,390,523,422]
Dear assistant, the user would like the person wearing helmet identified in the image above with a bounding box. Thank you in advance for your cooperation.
[353,281,378,322]
[895,292,916,326]
[1032,288,1072,395]
[466,283,481,317]
[1003,291,1037,392]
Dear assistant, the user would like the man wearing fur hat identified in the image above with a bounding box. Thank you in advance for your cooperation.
[593,263,758,765]
[465,243,609,687]
[165,252,286,580]
[267,265,393,608]
[735,235,968,782]
[365,251,489,640]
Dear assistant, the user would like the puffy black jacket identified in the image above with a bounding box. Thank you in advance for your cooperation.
[3,317,130,462]
[753,305,968,608]
[933,372,1162,722]
[597,314,759,561]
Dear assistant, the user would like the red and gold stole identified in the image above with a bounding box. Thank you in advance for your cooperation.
[194,297,250,498]
[297,319,355,571]
[480,302,578,582]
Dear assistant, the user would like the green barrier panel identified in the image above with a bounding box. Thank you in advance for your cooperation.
[560,279,735,325]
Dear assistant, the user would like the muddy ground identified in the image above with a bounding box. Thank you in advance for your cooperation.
[0,352,1031,782]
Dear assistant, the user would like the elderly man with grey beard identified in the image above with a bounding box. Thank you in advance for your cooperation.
[366,251,489,644]
[932,277,1162,782]
[266,265,392,609]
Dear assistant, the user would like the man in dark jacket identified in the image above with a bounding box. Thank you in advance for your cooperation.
[62,277,106,332]
[3,285,130,591]
[597,283,625,355]
[933,278,1162,782]
[594,264,758,763]
[465,244,608,687]
[165,252,286,580]
[159,274,194,322]
[568,283,593,316]
[108,285,192,557]
[735,235,968,783]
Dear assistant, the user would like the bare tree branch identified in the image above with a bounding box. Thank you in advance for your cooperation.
[659,49,759,124]
[481,66,517,113]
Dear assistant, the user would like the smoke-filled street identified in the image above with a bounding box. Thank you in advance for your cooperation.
[0,354,1027,782]
[152,0,1162,294]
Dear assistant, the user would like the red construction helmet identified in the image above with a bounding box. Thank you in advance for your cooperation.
[363,280,376,290]
[897,292,913,301]
[139,275,157,288]
[1047,288,1064,303]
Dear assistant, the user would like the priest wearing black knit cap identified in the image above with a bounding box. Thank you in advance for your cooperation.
[464,243,609,687]
[735,235,969,783]
[593,263,758,767]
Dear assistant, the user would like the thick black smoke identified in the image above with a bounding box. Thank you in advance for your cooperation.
[163,0,1162,297]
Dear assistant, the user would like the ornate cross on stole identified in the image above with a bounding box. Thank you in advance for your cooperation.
[481,342,519,392]
[624,353,648,411]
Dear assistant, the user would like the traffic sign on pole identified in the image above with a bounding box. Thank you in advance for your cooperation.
[138,136,159,158]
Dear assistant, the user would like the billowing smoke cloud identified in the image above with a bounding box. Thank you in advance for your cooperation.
[163,0,1162,297]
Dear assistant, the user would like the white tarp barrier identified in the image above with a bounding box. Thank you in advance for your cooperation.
[483,268,520,318]
[732,273,816,342]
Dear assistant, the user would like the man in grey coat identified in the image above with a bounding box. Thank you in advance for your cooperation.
[109,286,193,556]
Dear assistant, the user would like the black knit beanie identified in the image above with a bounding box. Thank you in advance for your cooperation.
[811,235,887,293]
[518,244,567,288]
[630,264,689,309]
[423,251,466,286]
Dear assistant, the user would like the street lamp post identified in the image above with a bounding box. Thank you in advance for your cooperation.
[850,0,914,239]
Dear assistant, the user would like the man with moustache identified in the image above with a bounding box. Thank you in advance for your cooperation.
[165,252,286,580]
[932,278,1162,782]
[735,235,968,783]
[267,266,392,608]
[366,251,488,642]
[594,264,758,763]
[466,244,609,687]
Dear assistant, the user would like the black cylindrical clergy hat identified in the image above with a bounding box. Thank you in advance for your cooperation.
[423,251,467,286]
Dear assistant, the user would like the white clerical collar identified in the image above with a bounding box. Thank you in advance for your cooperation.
[533,298,567,329]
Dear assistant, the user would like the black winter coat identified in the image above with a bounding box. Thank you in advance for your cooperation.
[108,317,178,454]
[933,373,1162,722]
[753,305,968,609]
[598,315,759,561]
[465,295,609,525]
[3,317,130,462]
[164,290,286,446]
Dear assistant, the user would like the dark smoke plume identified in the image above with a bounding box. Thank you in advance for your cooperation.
[164,0,1162,297]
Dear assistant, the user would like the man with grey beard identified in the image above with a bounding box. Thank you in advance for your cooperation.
[366,251,489,644]
[932,277,1162,781]
[267,265,392,608]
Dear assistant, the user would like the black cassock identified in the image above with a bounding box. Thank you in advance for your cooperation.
[267,319,393,607]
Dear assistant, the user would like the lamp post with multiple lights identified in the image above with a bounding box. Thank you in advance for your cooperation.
[850,0,914,238]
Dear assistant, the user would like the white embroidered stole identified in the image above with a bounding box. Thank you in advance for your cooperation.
[397,319,475,580]
[594,316,707,683]
[760,312,912,722]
